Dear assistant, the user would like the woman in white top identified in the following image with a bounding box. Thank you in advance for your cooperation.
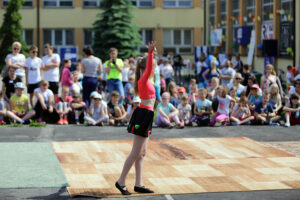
[42,43,61,98]
[227,73,246,97]
[5,41,26,84]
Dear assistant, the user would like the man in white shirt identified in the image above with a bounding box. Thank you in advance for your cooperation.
[42,44,61,98]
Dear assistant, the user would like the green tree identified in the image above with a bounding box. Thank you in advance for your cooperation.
[93,0,142,60]
[0,0,28,71]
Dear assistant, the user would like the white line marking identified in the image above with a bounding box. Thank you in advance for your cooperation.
[165,194,174,200]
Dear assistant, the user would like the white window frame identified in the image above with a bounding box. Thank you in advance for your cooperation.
[2,0,33,8]
[83,0,100,8]
[43,29,74,49]
[163,0,193,8]
[163,29,193,54]
[43,0,73,8]
[139,29,154,53]
[22,29,34,46]
[83,29,95,46]
[132,0,154,8]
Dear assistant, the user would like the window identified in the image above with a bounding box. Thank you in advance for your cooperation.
[232,0,240,54]
[43,29,74,47]
[262,0,273,21]
[2,0,33,8]
[246,0,255,24]
[139,29,154,53]
[22,29,33,46]
[83,0,100,8]
[84,29,95,46]
[280,0,293,22]
[220,0,226,53]
[131,0,154,8]
[163,29,193,54]
[163,0,193,8]
[209,0,215,26]
[43,0,73,8]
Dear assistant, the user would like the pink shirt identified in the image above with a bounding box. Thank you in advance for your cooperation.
[61,67,73,87]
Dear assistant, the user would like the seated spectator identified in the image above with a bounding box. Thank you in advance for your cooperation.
[286,65,294,88]
[289,77,300,98]
[107,91,126,126]
[156,92,183,128]
[269,84,282,115]
[207,77,219,100]
[168,81,180,108]
[188,78,196,94]
[160,73,166,95]
[178,95,192,126]
[124,76,134,104]
[229,86,238,112]
[189,83,199,105]
[177,86,186,100]
[210,86,234,126]
[254,92,281,126]
[230,96,254,126]
[245,75,261,97]
[0,91,7,125]
[71,71,82,96]
[2,66,21,102]
[8,82,35,124]
[283,94,300,127]
[55,87,72,125]
[84,93,108,126]
[61,59,73,89]
[248,84,262,110]
[69,93,86,124]
[124,96,141,123]
[261,64,277,93]
[190,88,212,126]
[34,80,56,124]
[219,60,235,87]
[227,73,245,97]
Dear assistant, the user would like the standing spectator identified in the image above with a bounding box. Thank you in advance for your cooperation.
[42,44,61,98]
[122,59,130,86]
[233,54,243,73]
[286,65,294,87]
[5,42,26,84]
[105,48,124,103]
[261,64,277,93]
[24,45,43,106]
[173,52,183,83]
[196,53,208,83]
[202,60,221,84]
[61,59,73,88]
[161,59,174,86]
[221,54,233,68]
[82,46,102,107]
[220,60,235,87]
[9,82,35,124]
[154,62,161,101]
[227,73,246,97]
[2,66,22,102]
[241,64,252,86]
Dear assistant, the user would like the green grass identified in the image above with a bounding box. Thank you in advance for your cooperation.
[29,120,46,127]
[8,122,23,127]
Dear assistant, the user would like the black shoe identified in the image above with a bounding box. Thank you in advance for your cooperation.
[115,182,131,195]
[134,186,154,193]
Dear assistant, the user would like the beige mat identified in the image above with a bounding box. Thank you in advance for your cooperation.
[51,137,300,198]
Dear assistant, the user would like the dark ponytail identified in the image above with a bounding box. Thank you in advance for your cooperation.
[134,56,147,95]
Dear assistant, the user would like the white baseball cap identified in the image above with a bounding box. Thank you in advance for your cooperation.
[132,96,141,103]
[93,93,102,99]
[90,91,98,98]
[14,82,25,89]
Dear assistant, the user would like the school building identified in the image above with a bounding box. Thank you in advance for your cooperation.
[204,0,300,73]
[0,0,204,59]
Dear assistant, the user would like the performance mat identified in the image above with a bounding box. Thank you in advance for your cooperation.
[51,137,300,198]
[0,143,69,188]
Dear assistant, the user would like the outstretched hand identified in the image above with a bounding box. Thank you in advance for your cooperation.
[146,41,156,52]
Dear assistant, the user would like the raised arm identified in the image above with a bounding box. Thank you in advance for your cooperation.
[139,41,156,83]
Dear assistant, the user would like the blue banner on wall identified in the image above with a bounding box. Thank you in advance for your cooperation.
[59,47,78,63]
[236,26,251,46]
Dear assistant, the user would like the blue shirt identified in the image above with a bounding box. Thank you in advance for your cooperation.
[249,94,262,105]
[124,82,133,99]
[157,102,174,115]
[195,99,212,113]
[254,102,274,114]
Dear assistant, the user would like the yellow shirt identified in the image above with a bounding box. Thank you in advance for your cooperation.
[10,94,28,113]
[105,58,124,80]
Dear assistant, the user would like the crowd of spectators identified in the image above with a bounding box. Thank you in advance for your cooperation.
[0,41,300,127]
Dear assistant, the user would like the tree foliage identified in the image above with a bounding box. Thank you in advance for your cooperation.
[0,0,28,71]
[93,0,142,60]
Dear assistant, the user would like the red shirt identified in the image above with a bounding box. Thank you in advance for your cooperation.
[138,51,156,100]
[55,96,72,104]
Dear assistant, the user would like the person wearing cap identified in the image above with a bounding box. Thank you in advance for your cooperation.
[84,93,108,126]
[55,87,73,125]
[8,82,35,124]
[34,80,55,124]
[69,93,86,125]
[124,96,141,123]
[248,84,262,110]
[177,86,186,99]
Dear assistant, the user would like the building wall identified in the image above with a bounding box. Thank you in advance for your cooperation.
[296,0,300,67]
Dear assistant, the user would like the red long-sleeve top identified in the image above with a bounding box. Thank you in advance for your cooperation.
[61,67,73,87]
[138,51,156,100]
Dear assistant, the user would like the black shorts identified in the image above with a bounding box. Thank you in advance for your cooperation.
[28,82,40,94]
[127,107,154,137]
[49,82,59,95]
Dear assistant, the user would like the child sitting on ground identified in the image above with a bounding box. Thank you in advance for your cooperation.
[55,87,72,125]
[156,92,183,128]
[210,86,234,126]
[248,84,262,110]
[107,91,126,126]
[178,95,192,126]
[0,91,6,125]
[70,71,82,96]
[230,96,254,125]
[9,82,36,124]
[269,83,282,115]
[84,93,108,126]
[254,92,281,126]
[190,88,212,126]
[69,93,86,124]
[169,81,180,108]
[283,94,300,127]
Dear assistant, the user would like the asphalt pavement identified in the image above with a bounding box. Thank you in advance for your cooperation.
[0,125,300,200]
